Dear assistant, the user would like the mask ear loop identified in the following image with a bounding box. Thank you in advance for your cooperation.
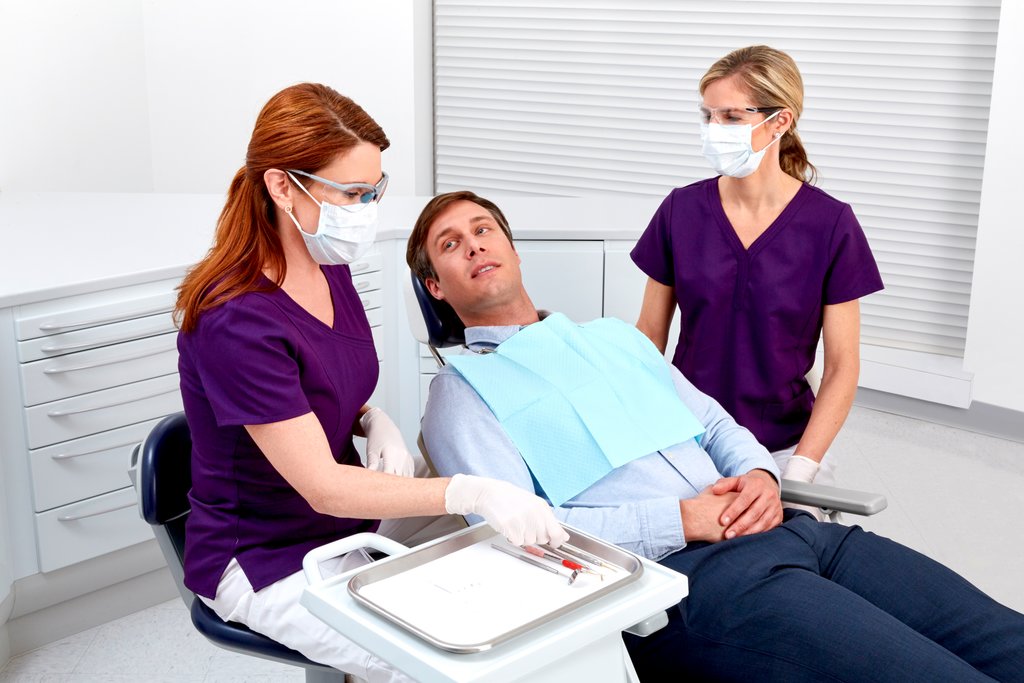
[283,172,324,235]
[753,110,784,154]
[751,108,782,131]
[285,171,323,208]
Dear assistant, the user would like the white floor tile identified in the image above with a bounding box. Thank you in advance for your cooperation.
[203,672,305,683]
[836,407,1024,613]
[0,674,71,683]
[204,648,306,679]
[71,603,213,676]
[1,630,95,675]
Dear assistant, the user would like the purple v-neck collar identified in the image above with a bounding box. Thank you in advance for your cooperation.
[708,177,809,259]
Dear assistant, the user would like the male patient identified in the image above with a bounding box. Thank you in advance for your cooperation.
[408,191,1024,682]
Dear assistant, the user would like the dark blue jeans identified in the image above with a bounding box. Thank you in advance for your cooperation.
[624,512,1024,682]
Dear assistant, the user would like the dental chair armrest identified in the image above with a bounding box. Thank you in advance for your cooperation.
[780,480,888,516]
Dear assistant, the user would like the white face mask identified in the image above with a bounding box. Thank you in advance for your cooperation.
[285,172,378,265]
[700,110,782,178]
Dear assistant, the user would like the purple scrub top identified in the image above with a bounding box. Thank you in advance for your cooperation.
[177,265,380,599]
[631,178,883,452]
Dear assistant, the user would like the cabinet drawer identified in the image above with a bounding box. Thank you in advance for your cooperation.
[349,251,383,277]
[17,312,176,363]
[352,271,382,295]
[357,288,382,311]
[14,278,179,341]
[20,332,179,406]
[365,307,383,328]
[29,419,161,512]
[25,374,182,449]
[35,487,153,572]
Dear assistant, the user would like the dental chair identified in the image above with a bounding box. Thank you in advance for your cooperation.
[404,271,887,519]
[131,413,350,683]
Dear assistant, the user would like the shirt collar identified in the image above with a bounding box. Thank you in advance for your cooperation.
[464,325,524,351]
[463,310,549,352]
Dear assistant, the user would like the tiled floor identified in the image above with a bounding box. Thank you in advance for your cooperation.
[2,405,1023,680]
[0,599,303,682]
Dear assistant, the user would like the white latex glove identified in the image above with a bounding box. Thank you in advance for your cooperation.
[782,455,820,483]
[359,407,416,478]
[444,474,570,548]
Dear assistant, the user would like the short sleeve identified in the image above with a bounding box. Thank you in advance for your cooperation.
[824,205,885,305]
[191,298,311,426]
[630,192,677,286]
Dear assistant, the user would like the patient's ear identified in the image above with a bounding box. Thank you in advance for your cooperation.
[425,277,445,301]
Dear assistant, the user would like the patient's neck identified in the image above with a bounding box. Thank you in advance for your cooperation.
[458,291,540,328]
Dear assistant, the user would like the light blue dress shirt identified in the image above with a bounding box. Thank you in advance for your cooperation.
[422,321,781,561]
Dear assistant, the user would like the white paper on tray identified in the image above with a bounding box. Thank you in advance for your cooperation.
[356,538,629,646]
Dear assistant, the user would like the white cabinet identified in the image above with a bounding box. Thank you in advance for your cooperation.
[516,241,604,321]
[0,454,12,620]
[351,249,387,462]
[4,250,385,575]
[603,240,679,360]
[13,280,183,572]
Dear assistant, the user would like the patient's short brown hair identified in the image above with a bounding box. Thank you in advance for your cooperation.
[406,191,514,282]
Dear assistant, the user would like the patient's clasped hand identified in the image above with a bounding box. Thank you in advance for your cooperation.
[407,190,1024,683]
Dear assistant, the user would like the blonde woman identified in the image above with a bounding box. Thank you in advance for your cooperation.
[632,46,882,514]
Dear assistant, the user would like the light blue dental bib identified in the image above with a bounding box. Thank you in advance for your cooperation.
[448,314,705,506]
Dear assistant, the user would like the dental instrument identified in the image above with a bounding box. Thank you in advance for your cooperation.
[491,543,579,585]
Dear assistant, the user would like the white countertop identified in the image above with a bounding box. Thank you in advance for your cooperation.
[0,193,659,308]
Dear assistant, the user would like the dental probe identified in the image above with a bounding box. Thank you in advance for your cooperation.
[547,542,619,572]
[522,545,602,580]
[491,543,579,585]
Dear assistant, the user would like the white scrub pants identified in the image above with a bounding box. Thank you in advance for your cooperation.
[771,445,836,522]
[199,452,465,682]
[200,513,462,683]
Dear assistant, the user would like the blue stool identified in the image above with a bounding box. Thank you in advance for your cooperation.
[133,412,348,682]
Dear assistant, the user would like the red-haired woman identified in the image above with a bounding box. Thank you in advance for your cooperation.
[175,83,566,680]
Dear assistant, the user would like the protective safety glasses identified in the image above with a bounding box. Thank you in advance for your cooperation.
[698,105,782,125]
[288,169,389,209]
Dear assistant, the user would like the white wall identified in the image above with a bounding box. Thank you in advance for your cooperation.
[964,0,1024,412]
[0,0,425,195]
[1,0,1020,412]
[0,1,152,192]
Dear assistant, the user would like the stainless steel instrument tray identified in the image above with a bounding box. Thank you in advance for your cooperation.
[347,524,643,653]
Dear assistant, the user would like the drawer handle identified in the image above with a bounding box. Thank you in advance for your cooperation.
[43,346,173,374]
[47,387,178,417]
[351,262,370,273]
[58,500,136,522]
[37,305,172,332]
[355,281,371,291]
[52,439,142,460]
[40,320,172,354]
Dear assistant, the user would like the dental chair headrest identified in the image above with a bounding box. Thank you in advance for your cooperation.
[404,270,467,349]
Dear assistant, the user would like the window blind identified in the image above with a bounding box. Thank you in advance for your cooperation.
[434,0,1000,358]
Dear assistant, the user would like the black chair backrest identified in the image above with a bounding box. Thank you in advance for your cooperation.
[409,271,466,349]
[135,412,341,673]
[138,412,193,563]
